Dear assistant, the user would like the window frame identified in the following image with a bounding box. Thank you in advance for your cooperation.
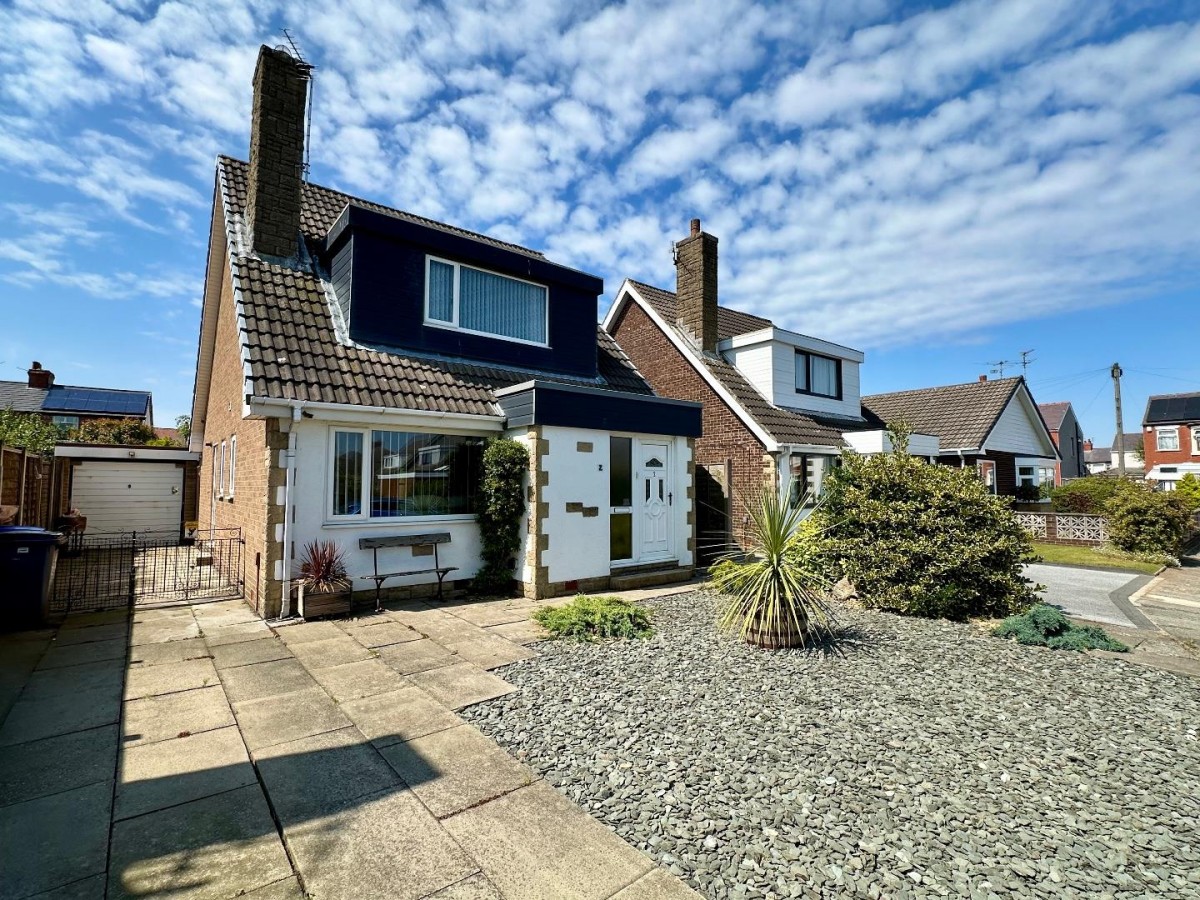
[794,350,842,400]
[325,426,486,525]
[423,255,550,348]
[228,435,236,499]
[51,415,79,435]
[217,440,227,499]
[1191,427,1200,456]
[1156,427,1180,452]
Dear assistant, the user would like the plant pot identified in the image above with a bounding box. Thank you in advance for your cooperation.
[298,583,352,619]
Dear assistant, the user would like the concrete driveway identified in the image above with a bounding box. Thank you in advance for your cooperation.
[1024,563,1150,628]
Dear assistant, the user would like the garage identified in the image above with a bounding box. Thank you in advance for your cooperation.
[54,445,200,539]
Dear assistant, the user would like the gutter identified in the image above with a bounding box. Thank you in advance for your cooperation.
[246,396,504,430]
[279,403,301,620]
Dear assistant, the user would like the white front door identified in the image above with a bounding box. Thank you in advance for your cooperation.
[638,442,670,559]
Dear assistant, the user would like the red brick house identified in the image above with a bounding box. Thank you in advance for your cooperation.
[1142,391,1200,490]
[604,220,933,561]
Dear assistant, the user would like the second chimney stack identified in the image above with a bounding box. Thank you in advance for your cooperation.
[675,218,718,353]
[27,362,54,390]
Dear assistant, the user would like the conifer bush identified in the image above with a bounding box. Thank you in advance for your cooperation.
[473,438,529,594]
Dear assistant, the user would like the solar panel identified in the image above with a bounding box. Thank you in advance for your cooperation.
[42,386,149,416]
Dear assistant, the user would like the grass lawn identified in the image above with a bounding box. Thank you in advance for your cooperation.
[1030,541,1161,574]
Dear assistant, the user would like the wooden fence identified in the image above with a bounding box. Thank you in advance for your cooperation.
[0,443,53,528]
[1014,512,1109,546]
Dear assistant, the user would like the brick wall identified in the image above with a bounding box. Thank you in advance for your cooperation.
[610,299,767,550]
[198,249,286,617]
[1143,423,1199,469]
[674,223,718,352]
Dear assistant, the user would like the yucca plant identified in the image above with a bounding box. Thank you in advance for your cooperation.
[712,481,836,649]
[298,540,351,593]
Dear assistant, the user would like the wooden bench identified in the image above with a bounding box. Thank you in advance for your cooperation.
[357,533,456,612]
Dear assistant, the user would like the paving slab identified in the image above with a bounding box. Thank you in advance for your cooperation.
[281,787,477,900]
[339,687,463,748]
[376,637,456,675]
[29,873,108,899]
[423,874,505,899]
[239,877,306,899]
[60,609,129,629]
[0,724,117,808]
[380,723,534,818]
[127,636,210,667]
[442,634,538,670]
[342,619,422,648]
[129,619,201,646]
[190,601,262,628]
[132,607,194,625]
[0,780,111,899]
[20,658,123,701]
[443,781,653,900]
[116,725,256,821]
[285,635,373,669]
[123,685,234,747]
[209,636,290,670]
[254,725,403,824]
[484,619,549,645]
[51,622,128,646]
[0,682,120,747]
[610,868,703,899]
[308,657,409,702]
[404,611,490,645]
[233,686,351,751]
[218,657,316,704]
[35,637,127,670]
[108,783,291,900]
[200,619,272,647]
[273,620,344,645]
[407,662,517,710]
[444,600,540,628]
[124,657,221,700]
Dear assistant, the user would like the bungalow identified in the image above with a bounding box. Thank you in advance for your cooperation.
[189,46,700,619]
[1142,391,1200,490]
[862,376,1058,498]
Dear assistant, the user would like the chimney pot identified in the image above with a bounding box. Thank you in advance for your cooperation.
[246,45,310,260]
[979,375,988,382]
[675,219,718,353]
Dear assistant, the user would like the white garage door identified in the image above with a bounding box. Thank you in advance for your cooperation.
[72,461,183,537]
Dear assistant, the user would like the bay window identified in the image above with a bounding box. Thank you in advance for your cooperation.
[330,429,485,520]
[795,350,841,399]
[425,256,548,345]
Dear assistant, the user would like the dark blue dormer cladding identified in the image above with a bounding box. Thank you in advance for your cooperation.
[325,205,603,378]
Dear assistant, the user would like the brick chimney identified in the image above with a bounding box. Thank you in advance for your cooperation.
[675,218,718,353]
[1083,439,1093,451]
[978,375,988,382]
[245,45,311,260]
[27,361,54,389]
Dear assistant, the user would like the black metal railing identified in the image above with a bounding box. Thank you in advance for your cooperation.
[51,528,244,615]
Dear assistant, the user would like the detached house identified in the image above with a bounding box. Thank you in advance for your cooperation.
[191,46,700,618]
[1141,391,1200,490]
[604,220,937,560]
[1037,401,1087,482]
[862,376,1059,497]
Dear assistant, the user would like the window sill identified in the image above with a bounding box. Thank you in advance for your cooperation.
[794,389,842,401]
[321,515,477,529]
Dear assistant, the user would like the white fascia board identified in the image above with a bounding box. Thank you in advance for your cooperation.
[246,396,504,432]
[55,444,201,462]
[600,281,633,333]
[981,383,1059,459]
[188,174,228,452]
[719,327,865,363]
[779,442,843,455]
[617,282,779,452]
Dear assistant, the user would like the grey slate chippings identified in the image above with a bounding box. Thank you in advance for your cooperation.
[463,591,1200,900]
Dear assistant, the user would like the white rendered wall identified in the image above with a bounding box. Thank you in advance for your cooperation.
[984,396,1055,457]
[540,426,612,584]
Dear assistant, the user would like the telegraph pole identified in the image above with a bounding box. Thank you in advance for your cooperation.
[1112,362,1125,478]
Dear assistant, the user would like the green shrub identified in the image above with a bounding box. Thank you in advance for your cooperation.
[1176,473,1200,512]
[71,418,159,445]
[1104,482,1193,555]
[994,604,1127,652]
[1050,477,1121,513]
[810,428,1036,620]
[0,407,59,454]
[533,596,652,640]
[711,485,835,648]
[473,438,529,594]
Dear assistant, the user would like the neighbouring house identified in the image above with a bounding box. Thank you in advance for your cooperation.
[604,219,938,561]
[0,361,153,434]
[1038,401,1087,482]
[1083,440,1113,475]
[862,375,1059,498]
[189,46,701,619]
[1141,391,1200,490]
[1108,431,1145,477]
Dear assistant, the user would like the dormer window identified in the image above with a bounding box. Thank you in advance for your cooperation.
[795,350,841,400]
[425,256,549,346]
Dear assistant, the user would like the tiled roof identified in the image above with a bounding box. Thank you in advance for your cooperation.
[0,381,47,414]
[1037,401,1070,432]
[1110,432,1143,451]
[220,159,649,415]
[1144,391,1200,425]
[627,281,849,448]
[862,377,1023,451]
[1084,447,1111,464]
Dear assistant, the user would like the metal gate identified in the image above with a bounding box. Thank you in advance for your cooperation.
[51,528,244,615]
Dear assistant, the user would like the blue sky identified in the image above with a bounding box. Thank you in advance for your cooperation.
[1,0,1198,445]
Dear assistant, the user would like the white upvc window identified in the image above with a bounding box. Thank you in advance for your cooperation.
[1192,427,1200,456]
[217,441,226,499]
[1156,427,1180,452]
[228,435,237,499]
[51,415,79,435]
[424,256,549,346]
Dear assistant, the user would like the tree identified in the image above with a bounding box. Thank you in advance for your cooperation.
[71,418,158,446]
[1175,473,1200,512]
[175,415,191,444]
[1105,482,1193,554]
[0,408,59,454]
[810,427,1036,620]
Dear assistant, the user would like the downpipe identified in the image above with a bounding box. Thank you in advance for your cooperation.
[278,404,301,619]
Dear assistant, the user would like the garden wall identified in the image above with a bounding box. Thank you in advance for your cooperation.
[1015,512,1108,546]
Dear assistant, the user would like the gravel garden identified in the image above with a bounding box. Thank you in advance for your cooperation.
[464,591,1200,900]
